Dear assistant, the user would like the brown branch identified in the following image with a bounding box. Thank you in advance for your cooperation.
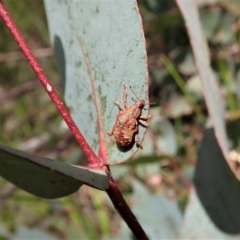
[106,168,149,240]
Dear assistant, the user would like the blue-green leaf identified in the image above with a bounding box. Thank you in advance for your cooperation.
[0,144,108,198]
[44,0,149,165]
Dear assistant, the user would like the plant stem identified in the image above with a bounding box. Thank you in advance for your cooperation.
[0,1,101,167]
[106,168,149,240]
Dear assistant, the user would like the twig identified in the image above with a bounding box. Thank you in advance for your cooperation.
[106,167,149,240]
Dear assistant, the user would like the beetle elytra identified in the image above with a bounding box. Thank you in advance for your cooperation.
[107,84,152,150]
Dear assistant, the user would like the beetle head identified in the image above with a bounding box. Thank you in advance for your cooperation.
[135,99,146,108]
[129,86,154,109]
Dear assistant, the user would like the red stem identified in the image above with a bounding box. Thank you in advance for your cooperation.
[106,174,149,240]
[0,1,101,167]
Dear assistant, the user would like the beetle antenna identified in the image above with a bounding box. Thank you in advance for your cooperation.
[129,86,156,107]
[129,86,139,100]
[146,102,156,105]
[144,102,156,110]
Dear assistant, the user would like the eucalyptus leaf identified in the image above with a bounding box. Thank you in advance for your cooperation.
[176,0,233,177]
[194,128,240,233]
[180,188,240,239]
[44,0,149,165]
[132,179,182,239]
[12,225,55,240]
[0,144,108,198]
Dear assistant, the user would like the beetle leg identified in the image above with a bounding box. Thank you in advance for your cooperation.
[140,115,152,120]
[123,84,130,109]
[139,119,149,127]
[135,134,143,149]
[114,101,125,111]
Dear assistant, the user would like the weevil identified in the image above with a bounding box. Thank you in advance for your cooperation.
[107,84,152,149]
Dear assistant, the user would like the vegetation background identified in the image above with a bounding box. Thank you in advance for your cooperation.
[0,0,240,239]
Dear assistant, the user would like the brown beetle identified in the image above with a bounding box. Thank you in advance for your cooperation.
[107,84,152,149]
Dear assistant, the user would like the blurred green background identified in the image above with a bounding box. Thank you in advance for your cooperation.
[0,0,240,239]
